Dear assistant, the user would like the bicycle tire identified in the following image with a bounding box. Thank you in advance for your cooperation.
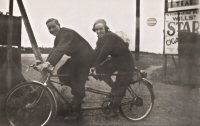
[120,78,154,121]
[5,82,56,126]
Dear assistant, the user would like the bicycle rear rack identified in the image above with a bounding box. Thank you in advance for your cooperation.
[85,86,110,96]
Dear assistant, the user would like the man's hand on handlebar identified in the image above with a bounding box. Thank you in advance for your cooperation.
[90,67,101,80]
[34,61,54,72]
[90,67,96,75]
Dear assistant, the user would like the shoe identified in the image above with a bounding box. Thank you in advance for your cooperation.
[64,112,82,120]
[105,95,112,99]
[104,111,118,119]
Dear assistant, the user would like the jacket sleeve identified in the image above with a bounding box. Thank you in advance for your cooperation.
[47,31,74,66]
[94,36,114,67]
[94,41,102,57]
[46,48,54,61]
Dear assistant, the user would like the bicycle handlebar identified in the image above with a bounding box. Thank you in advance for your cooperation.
[28,64,39,71]
[28,63,147,79]
[28,63,53,75]
[89,67,147,79]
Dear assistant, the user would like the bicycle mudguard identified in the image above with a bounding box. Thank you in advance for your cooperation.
[142,78,153,89]
[141,78,155,100]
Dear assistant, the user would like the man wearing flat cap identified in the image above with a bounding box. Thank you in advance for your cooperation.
[38,18,95,119]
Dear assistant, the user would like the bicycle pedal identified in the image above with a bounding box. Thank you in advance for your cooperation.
[104,112,119,120]
[64,113,82,120]
[134,97,143,106]
[105,95,112,100]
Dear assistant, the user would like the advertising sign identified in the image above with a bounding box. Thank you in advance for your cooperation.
[147,18,157,26]
[167,0,199,11]
[164,9,199,54]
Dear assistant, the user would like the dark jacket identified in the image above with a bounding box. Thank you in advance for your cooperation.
[47,27,95,66]
[94,31,134,71]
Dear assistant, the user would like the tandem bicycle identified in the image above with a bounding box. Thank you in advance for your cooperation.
[5,64,154,126]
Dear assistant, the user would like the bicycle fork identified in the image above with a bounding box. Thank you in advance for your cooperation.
[122,85,143,109]
[25,83,48,109]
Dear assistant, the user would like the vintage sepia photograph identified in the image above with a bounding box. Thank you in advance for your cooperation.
[0,0,200,126]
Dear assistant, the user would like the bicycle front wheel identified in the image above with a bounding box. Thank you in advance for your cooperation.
[5,82,55,126]
[120,79,154,121]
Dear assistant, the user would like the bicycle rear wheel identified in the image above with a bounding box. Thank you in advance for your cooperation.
[5,82,55,126]
[120,79,154,121]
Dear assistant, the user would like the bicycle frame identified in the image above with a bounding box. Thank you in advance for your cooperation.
[5,66,154,126]
[28,66,146,113]
[47,76,112,111]
[49,77,146,112]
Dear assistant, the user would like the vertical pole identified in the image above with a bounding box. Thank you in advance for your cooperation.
[163,0,168,81]
[6,0,14,90]
[165,0,168,12]
[177,11,181,85]
[9,0,13,16]
[163,0,167,55]
[171,0,173,8]
[172,55,177,70]
[164,55,167,81]
[135,0,140,61]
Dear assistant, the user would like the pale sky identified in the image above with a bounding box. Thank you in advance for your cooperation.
[0,0,164,53]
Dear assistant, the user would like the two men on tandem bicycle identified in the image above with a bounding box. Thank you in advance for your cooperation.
[37,18,134,120]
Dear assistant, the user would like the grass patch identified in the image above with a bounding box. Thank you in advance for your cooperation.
[132,52,164,70]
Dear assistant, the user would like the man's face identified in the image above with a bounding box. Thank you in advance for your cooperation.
[46,21,60,36]
[94,23,106,38]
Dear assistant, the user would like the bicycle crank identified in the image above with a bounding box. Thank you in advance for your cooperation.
[130,97,143,109]
[101,101,112,114]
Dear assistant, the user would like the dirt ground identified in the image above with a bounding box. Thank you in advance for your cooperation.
[2,81,200,126]
[44,66,200,126]
[1,58,200,126]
